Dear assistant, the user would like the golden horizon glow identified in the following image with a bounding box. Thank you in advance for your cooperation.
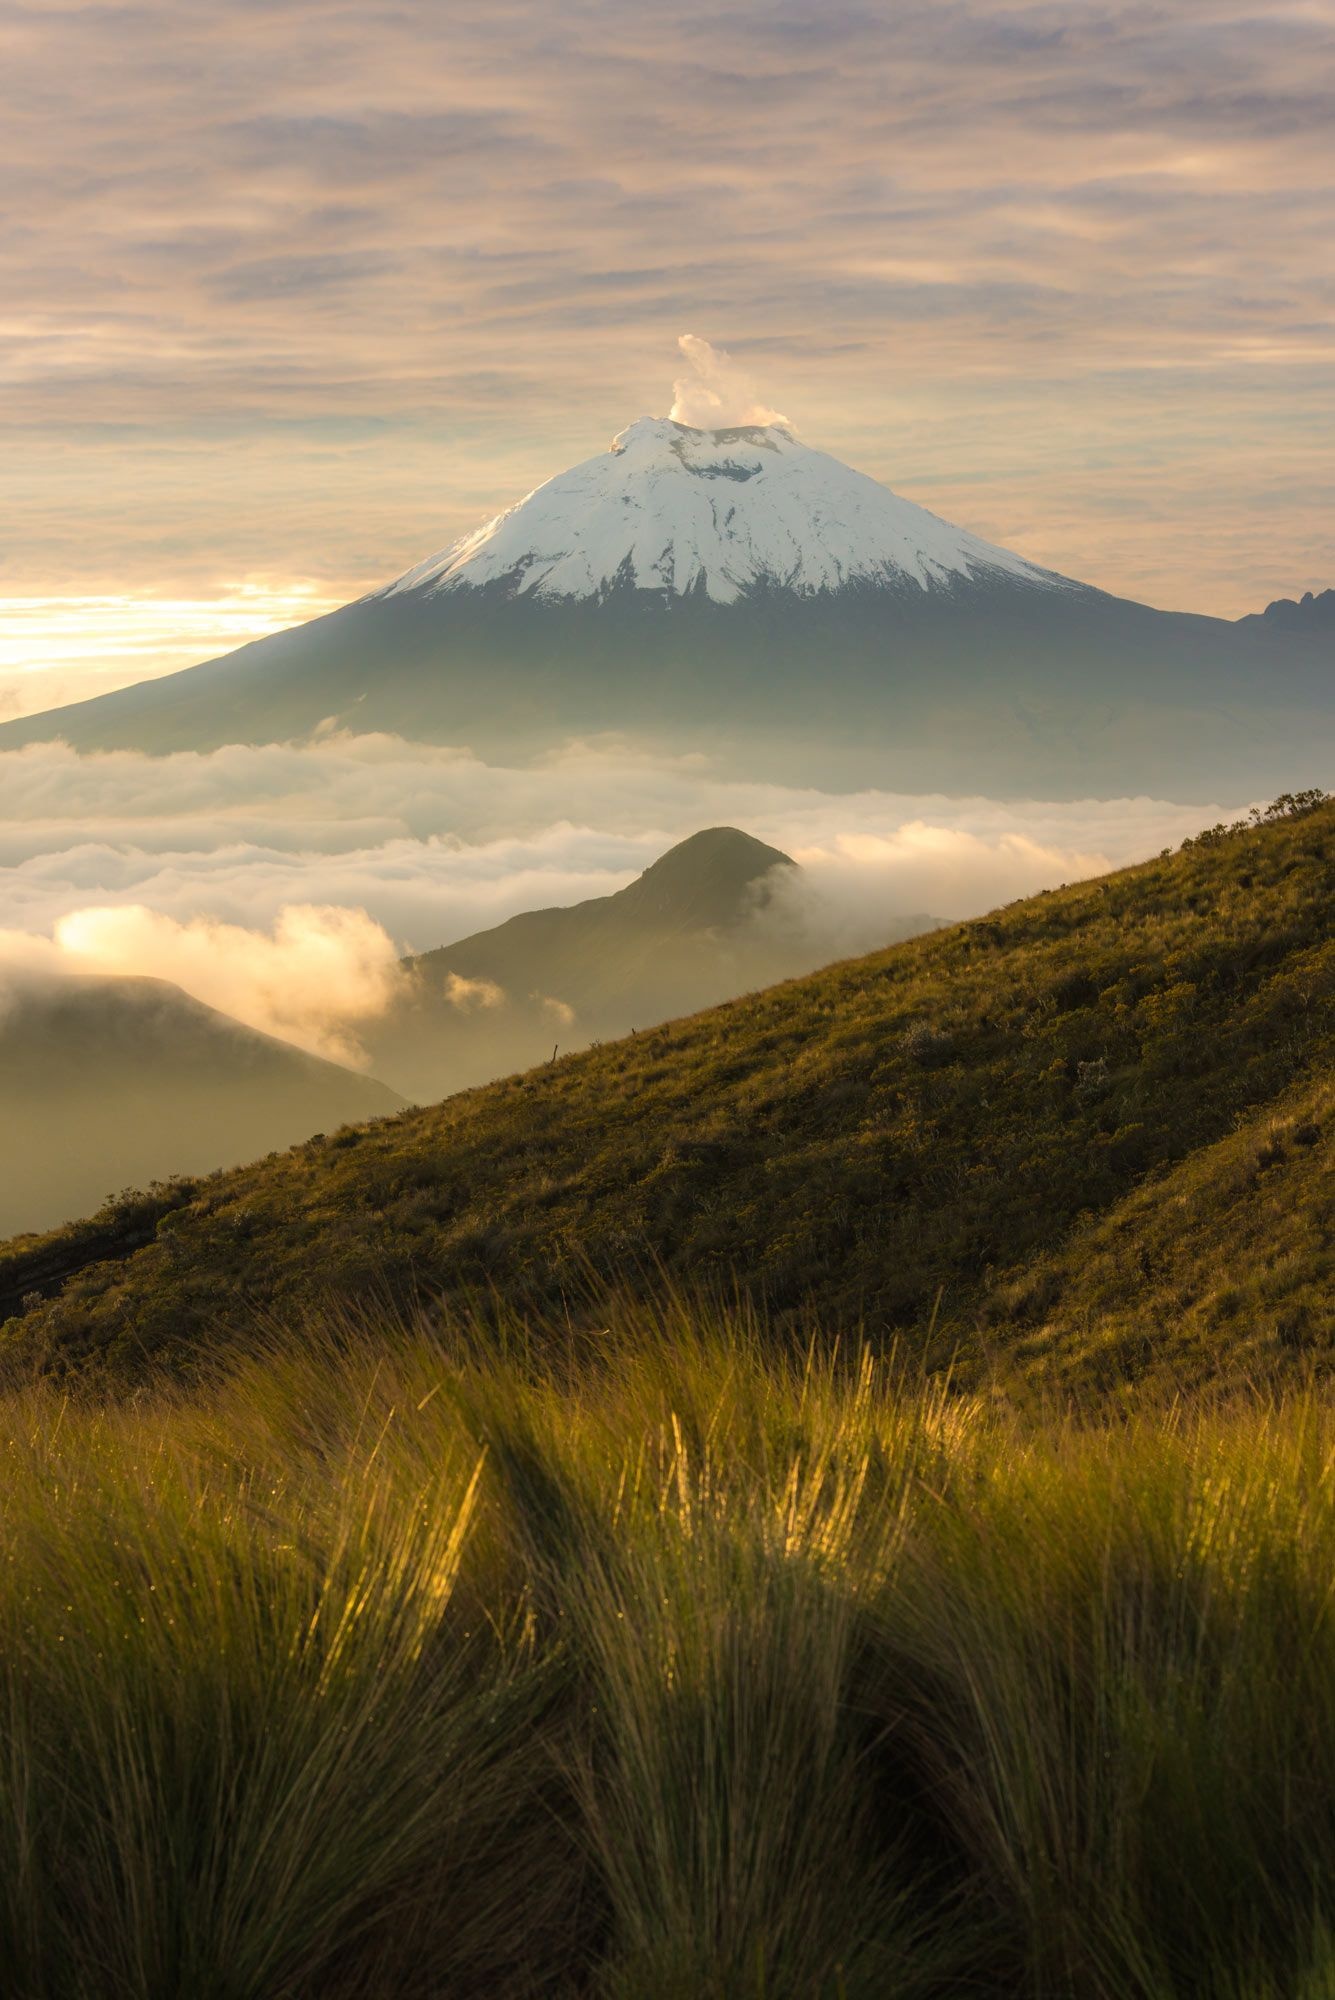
[0,584,347,717]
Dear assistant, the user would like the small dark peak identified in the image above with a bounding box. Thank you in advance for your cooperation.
[1248,587,1335,631]
[615,827,797,930]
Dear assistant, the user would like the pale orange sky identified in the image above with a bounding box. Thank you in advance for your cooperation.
[2,0,1333,716]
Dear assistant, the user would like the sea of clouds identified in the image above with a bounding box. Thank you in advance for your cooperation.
[0,732,1248,1063]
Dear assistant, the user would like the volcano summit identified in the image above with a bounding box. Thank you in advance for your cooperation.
[4,418,1329,798]
[380,417,1070,604]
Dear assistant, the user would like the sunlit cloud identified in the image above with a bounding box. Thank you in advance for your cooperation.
[443,971,505,1011]
[0,902,405,1066]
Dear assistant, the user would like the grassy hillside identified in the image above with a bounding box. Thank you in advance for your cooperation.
[2,794,1330,1390]
[5,1316,1335,1996]
[997,1072,1333,1390]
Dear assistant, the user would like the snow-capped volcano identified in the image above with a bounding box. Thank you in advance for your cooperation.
[2,413,1328,802]
[379,417,1069,605]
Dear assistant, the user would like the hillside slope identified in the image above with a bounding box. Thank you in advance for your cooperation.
[2,797,1330,1389]
[369,826,940,1103]
[0,975,403,1238]
[368,827,806,1100]
[998,1072,1332,1389]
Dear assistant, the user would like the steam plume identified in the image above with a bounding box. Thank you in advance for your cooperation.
[669,335,791,430]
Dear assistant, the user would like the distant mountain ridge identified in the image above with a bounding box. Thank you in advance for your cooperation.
[0,974,403,1238]
[366,826,921,1103]
[1244,587,1335,633]
[2,419,1329,800]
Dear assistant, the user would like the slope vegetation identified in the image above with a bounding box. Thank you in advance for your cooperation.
[7,1324,1335,1997]
[998,1072,1332,1390]
[2,797,1330,1389]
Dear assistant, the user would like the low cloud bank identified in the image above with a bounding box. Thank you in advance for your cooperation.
[0,904,404,1066]
[0,733,1237,940]
[0,732,1248,1060]
[763,822,1112,964]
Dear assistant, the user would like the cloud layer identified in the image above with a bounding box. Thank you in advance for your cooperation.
[3,0,1332,686]
[0,733,1246,1060]
[0,901,404,1064]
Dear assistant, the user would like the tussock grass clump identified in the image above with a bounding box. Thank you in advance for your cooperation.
[4,1307,1335,1995]
[0,1370,572,1999]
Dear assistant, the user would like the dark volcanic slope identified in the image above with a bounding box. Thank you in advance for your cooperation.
[0,975,403,1238]
[3,798,1329,1391]
[2,573,1329,800]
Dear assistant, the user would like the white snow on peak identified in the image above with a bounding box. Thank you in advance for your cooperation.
[378,417,1073,605]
